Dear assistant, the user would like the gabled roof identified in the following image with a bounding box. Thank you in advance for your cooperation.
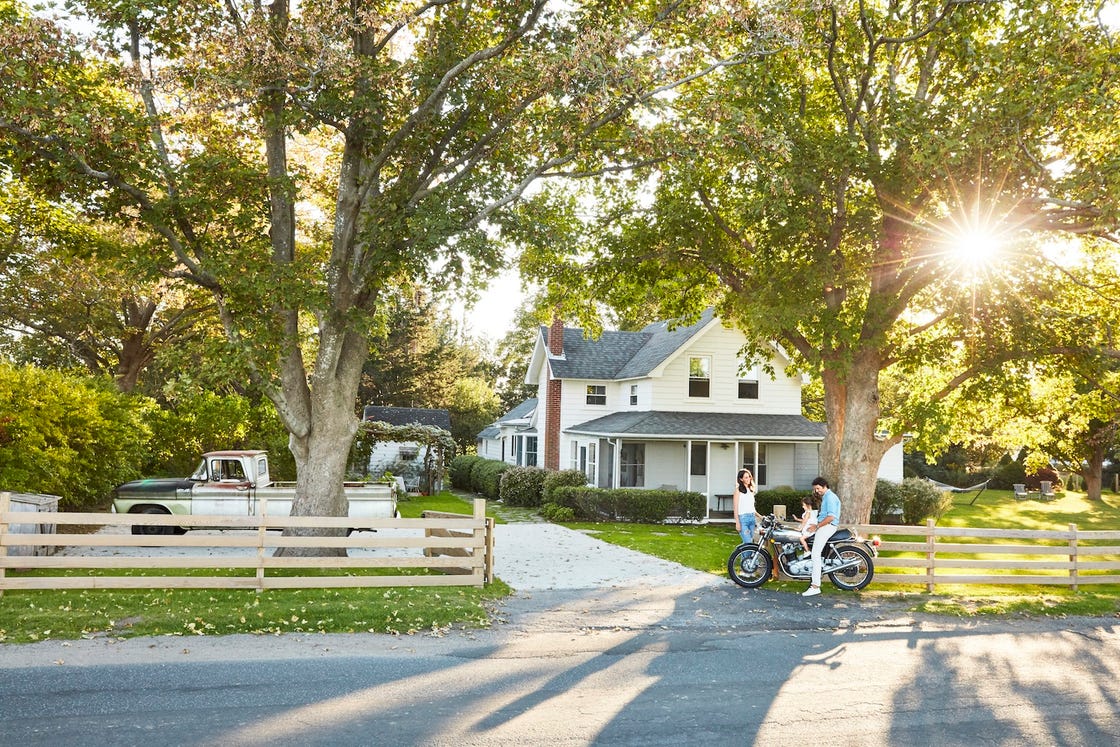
[498,397,537,423]
[543,308,717,381]
[565,411,826,441]
[362,406,451,429]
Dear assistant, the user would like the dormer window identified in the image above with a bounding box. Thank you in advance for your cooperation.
[586,384,606,405]
[688,356,711,397]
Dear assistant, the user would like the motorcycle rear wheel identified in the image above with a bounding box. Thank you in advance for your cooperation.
[828,545,874,591]
[728,543,773,588]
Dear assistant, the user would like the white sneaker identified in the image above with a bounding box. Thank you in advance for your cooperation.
[802,587,820,597]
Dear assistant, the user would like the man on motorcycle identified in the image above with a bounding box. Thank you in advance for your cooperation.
[802,477,841,597]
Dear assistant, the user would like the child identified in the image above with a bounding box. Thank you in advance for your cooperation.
[797,495,819,557]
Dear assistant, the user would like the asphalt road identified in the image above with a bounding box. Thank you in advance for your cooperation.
[2,524,1119,745]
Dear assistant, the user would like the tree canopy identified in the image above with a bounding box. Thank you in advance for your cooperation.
[525,0,1120,520]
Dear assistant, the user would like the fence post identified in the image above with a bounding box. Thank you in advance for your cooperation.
[473,499,489,585]
[0,491,8,597]
[256,494,268,593]
[1068,522,1078,591]
[926,518,936,593]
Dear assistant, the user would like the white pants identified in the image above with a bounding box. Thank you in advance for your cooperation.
[810,522,838,587]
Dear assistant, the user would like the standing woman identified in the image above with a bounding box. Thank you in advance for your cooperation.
[733,469,759,544]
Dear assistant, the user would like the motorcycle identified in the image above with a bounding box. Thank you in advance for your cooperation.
[728,513,879,590]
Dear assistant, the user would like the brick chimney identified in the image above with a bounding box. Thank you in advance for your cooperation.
[544,315,564,470]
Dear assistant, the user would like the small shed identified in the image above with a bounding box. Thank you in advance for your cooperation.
[361,406,453,494]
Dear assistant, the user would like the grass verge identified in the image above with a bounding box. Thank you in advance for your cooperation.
[0,492,511,643]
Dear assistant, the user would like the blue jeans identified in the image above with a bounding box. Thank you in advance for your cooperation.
[737,514,757,544]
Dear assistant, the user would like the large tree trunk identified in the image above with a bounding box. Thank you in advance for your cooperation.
[1081,441,1105,501]
[821,348,895,524]
[273,324,368,557]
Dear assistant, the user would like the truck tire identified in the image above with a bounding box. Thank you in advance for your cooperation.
[131,506,181,536]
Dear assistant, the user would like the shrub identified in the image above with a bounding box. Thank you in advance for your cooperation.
[539,502,575,522]
[1026,466,1061,492]
[755,488,809,519]
[499,466,547,507]
[989,458,1026,490]
[0,363,153,510]
[542,469,589,502]
[448,455,481,489]
[870,479,904,524]
[469,457,511,499]
[549,485,705,523]
[900,477,954,525]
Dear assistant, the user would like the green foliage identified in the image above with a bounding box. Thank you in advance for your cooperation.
[143,390,254,477]
[448,455,482,490]
[469,458,511,500]
[539,502,576,522]
[499,466,547,507]
[0,362,153,509]
[549,485,706,523]
[900,478,954,525]
[871,479,904,524]
[542,469,589,503]
[755,488,809,519]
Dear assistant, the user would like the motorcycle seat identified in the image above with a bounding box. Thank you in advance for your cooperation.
[830,528,853,542]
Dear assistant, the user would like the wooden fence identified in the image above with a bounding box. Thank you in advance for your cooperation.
[0,492,492,592]
[853,520,1120,591]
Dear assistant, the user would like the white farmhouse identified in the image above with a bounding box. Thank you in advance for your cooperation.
[478,309,902,521]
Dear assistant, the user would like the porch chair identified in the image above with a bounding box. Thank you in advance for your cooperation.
[1039,481,1055,500]
[1013,483,1028,501]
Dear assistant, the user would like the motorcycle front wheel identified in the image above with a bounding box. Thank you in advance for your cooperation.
[828,545,875,591]
[728,543,773,588]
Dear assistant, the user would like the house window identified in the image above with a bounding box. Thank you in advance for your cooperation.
[586,384,606,405]
[620,443,645,487]
[689,443,707,476]
[689,356,710,397]
[744,444,768,486]
[398,445,419,460]
[524,436,538,467]
[571,441,579,469]
[738,363,760,399]
[630,384,638,406]
[586,442,597,483]
[512,437,523,465]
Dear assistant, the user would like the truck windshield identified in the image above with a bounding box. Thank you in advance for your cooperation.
[190,460,208,481]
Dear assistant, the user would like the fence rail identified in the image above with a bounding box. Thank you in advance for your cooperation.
[0,492,491,592]
[852,520,1120,591]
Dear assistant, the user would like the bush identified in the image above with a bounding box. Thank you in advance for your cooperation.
[0,363,153,510]
[542,469,589,502]
[469,457,511,499]
[448,455,482,489]
[1026,466,1061,492]
[900,477,954,525]
[870,479,904,524]
[755,488,809,519]
[499,466,547,507]
[989,458,1026,490]
[539,502,575,522]
[549,485,706,523]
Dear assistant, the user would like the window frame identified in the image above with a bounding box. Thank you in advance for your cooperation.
[688,356,711,398]
[586,384,607,405]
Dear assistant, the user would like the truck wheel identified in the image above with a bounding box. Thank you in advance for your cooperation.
[131,506,177,536]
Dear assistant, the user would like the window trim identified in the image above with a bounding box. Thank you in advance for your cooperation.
[586,384,607,405]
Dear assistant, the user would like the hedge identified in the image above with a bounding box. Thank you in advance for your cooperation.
[448,454,482,490]
[549,485,706,523]
[469,457,511,499]
[542,469,589,502]
[499,466,548,507]
[754,488,809,519]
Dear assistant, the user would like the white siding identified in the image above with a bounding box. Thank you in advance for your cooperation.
[793,443,821,488]
[877,442,904,482]
[647,323,803,414]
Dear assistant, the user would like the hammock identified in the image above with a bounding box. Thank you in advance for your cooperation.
[925,477,990,505]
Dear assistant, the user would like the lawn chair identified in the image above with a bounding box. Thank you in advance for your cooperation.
[1039,481,1055,500]
[1013,483,1028,501]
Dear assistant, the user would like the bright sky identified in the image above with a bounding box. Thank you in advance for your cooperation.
[450,266,532,344]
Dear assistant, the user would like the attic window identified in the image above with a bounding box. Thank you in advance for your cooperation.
[398,446,419,460]
[688,356,710,398]
[738,362,760,399]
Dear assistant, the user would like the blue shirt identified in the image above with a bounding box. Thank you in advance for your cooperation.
[818,489,841,527]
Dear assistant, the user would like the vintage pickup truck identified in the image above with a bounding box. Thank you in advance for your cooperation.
[112,450,397,534]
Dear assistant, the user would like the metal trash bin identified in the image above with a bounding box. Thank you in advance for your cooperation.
[6,492,60,556]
